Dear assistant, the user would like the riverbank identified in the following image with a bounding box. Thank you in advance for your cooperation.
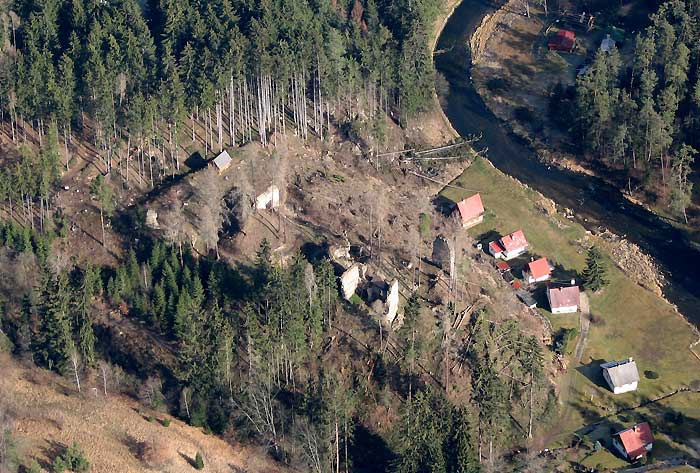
[469,0,700,236]
[433,1,700,466]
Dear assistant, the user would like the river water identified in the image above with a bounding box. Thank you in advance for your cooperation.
[434,0,700,325]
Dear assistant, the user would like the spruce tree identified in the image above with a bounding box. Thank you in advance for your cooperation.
[37,270,75,373]
[582,246,609,292]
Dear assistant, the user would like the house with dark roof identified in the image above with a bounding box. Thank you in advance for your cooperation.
[547,285,580,314]
[488,230,529,260]
[516,290,537,309]
[524,257,552,284]
[613,422,653,461]
[455,194,485,229]
[602,358,639,394]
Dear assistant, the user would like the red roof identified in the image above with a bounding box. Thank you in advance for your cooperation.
[489,241,505,254]
[548,285,580,309]
[512,281,522,289]
[549,29,576,51]
[527,258,551,280]
[456,194,484,224]
[495,261,511,272]
[617,422,654,459]
[500,230,528,253]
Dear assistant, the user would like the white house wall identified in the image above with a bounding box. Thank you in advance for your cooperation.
[551,305,578,314]
[613,382,638,394]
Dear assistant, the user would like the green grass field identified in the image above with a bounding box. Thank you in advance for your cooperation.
[441,157,700,465]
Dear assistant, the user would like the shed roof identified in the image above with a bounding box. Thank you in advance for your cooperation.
[548,285,580,309]
[501,230,528,253]
[615,422,653,458]
[456,194,484,223]
[212,150,232,170]
[602,359,640,387]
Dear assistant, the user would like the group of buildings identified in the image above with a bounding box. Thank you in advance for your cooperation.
[454,193,652,463]
[455,193,582,315]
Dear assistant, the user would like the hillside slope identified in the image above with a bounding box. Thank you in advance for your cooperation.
[1,354,286,473]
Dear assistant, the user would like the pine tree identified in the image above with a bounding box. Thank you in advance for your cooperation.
[582,246,609,292]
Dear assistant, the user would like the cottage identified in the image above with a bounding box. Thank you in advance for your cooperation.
[600,34,616,53]
[524,257,552,283]
[548,29,576,53]
[602,358,640,394]
[488,230,529,260]
[547,285,580,314]
[255,185,280,210]
[613,422,653,462]
[211,150,232,174]
[455,194,485,228]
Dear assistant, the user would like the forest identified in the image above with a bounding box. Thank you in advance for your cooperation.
[0,0,439,163]
[0,214,554,472]
[0,0,563,471]
[570,0,699,222]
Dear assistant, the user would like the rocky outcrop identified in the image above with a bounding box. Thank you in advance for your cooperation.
[341,264,361,300]
[384,279,400,326]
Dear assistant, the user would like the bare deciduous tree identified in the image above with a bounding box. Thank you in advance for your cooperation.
[192,167,225,258]
[231,373,281,453]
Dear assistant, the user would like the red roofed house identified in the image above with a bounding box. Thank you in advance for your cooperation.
[549,29,576,53]
[547,285,581,314]
[455,194,485,228]
[488,230,529,260]
[524,257,552,284]
[613,422,654,462]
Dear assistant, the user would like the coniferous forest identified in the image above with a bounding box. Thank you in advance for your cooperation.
[571,0,699,221]
[1,0,439,154]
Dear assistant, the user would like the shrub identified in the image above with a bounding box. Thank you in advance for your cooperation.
[194,452,204,470]
[553,327,579,355]
[52,443,89,473]
[160,418,171,427]
[644,370,659,380]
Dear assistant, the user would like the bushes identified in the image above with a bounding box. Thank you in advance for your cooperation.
[644,370,659,380]
[52,443,89,473]
[553,327,579,355]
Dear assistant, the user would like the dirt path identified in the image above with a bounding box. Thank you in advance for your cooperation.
[573,292,591,364]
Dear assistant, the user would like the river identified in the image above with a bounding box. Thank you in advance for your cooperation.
[434,0,700,325]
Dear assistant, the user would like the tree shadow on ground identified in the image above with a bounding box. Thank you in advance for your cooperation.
[576,358,609,391]
[184,151,207,171]
[432,194,457,216]
[178,451,196,468]
[37,439,67,471]
[349,424,395,473]
[474,229,501,247]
